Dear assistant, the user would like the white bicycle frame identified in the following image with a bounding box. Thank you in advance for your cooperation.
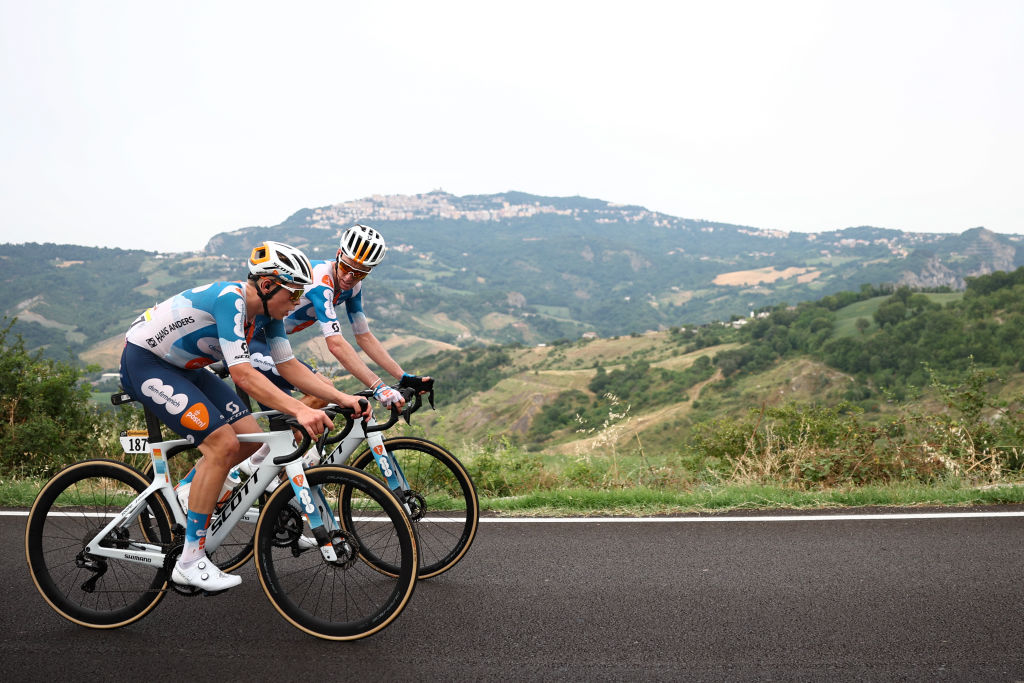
[86,426,344,570]
[320,418,411,496]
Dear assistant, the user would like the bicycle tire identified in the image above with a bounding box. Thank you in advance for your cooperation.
[347,436,479,579]
[254,465,418,640]
[25,459,173,628]
[141,450,257,572]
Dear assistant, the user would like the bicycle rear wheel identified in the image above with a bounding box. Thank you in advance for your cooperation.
[349,436,479,578]
[254,465,418,640]
[141,449,257,572]
[25,459,173,628]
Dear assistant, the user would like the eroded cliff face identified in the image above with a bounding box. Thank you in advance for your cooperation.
[965,229,1019,273]
[898,229,1020,289]
[899,257,964,289]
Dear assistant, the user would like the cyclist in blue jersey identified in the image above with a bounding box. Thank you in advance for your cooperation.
[119,241,368,592]
[245,224,433,421]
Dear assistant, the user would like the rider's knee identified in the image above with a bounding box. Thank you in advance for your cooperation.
[200,426,242,466]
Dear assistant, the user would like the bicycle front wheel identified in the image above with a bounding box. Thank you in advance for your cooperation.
[254,465,418,640]
[25,459,173,628]
[349,436,479,578]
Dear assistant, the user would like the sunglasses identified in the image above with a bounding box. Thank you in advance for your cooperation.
[265,280,304,302]
[337,260,371,281]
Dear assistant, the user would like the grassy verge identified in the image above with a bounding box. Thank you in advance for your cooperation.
[0,477,49,507]
[476,482,1024,516]
[5,475,1023,515]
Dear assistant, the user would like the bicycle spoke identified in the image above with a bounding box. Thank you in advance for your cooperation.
[255,466,417,640]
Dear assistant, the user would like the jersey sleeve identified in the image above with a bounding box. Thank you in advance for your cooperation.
[264,318,296,364]
[307,283,344,339]
[344,284,370,335]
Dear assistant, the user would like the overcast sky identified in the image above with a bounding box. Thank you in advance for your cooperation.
[1,1,1021,253]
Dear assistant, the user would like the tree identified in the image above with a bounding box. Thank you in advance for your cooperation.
[873,301,907,328]
[0,317,108,476]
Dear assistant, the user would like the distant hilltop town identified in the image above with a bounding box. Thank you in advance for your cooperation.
[296,192,1007,266]
[301,190,698,230]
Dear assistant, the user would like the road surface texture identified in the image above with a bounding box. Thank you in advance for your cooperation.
[4,507,1023,681]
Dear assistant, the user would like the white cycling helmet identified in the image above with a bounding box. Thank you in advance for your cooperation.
[338,224,387,269]
[248,241,314,286]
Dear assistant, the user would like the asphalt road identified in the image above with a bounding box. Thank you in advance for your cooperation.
[4,508,1024,681]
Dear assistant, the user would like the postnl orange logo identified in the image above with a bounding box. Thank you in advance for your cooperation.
[322,274,332,286]
[181,403,210,431]
[292,474,305,487]
[374,445,385,455]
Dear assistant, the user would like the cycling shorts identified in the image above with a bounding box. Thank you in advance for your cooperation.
[119,342,251,445]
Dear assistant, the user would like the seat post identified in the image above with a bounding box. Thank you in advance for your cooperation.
[143,406,163,442]
[110,389,163,442]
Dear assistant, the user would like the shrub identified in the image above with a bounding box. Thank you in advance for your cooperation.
[0,318,117,477]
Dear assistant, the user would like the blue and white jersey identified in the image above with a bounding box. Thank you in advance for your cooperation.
[125,281,294,369]
[285,260,370,338]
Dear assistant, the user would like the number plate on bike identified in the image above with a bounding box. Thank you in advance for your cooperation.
[119,430,150,454]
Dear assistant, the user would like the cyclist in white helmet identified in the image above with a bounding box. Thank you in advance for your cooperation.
[246,224,433,416]
[119,241,369,592]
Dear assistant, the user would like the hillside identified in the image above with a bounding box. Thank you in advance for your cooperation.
[399,331,854,457]
[6,263,1024,487]
[395,272,1024,461]
[2,191,1023,373]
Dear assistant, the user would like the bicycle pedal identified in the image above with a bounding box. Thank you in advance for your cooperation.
[169,582,204,597]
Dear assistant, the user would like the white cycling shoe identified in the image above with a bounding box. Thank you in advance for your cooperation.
[172,558,242,592]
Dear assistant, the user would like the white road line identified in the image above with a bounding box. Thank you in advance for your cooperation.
[4,510,1022,522]
[478,512,1024,522]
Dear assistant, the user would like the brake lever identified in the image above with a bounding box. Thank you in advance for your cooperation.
[358,398,370,432]
[315,426,331,455]
[399,387,416,424]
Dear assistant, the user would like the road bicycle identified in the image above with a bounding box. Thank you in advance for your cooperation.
[24,402,418,641]
[318,389,478,579]
[134,386,479,579]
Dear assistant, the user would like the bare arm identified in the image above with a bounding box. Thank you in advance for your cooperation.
[274,357,368,415]
[325,334,382,388]
[228,363,341,435]
[354,330,404,382]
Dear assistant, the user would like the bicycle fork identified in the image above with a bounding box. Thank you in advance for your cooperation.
[281,459,343,562]
[325,426,417,517]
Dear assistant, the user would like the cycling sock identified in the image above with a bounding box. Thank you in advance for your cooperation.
[178,466,198,487]
[180,509,212,566]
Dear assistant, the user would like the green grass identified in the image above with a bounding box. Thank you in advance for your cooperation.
[478,482,1024,516]
[833,293,964,338]
[0,477,50,507]
[833,297,884,337]
[924,292,963,306]
[5,474,1023,514]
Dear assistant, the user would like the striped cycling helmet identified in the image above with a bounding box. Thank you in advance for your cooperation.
[338,224,387,269]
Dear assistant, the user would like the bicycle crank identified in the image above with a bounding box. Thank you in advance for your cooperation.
[272,505,304,548]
